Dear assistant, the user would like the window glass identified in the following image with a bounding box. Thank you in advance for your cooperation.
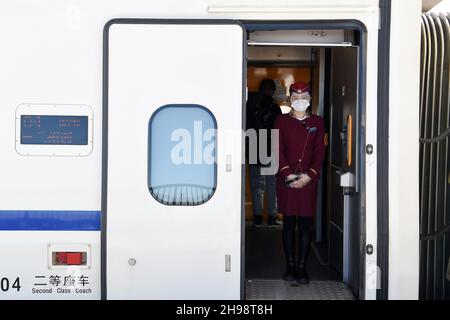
[148,105,217,206]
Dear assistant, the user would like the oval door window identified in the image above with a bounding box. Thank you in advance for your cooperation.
[148,104,217,206]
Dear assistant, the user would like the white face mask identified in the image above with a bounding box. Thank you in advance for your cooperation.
[292,99,310,112]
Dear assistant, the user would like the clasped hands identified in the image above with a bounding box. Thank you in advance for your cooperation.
[286,174,312,189]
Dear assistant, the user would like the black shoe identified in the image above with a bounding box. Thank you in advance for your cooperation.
[296,266,310,285]
[283,265,296,281]
[253,216,263,227]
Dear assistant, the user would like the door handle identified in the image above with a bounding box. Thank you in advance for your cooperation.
[225,254,231,272]
[226,154,232,172]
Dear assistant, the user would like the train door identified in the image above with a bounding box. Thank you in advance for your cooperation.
[328,47,362,297]
[103,20,245,299]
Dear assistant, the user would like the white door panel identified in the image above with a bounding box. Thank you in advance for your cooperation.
[106,21,244,299]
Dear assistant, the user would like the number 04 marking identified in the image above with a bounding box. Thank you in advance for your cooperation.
[0,277,21,292]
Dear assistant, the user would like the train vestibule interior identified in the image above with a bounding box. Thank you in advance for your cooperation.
[244,28,363,300]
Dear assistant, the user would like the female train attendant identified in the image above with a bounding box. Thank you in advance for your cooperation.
[274,82,326,284]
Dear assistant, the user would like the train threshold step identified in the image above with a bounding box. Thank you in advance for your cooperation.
[246,279,355,300]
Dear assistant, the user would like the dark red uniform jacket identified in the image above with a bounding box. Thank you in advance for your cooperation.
[274,113,326,217]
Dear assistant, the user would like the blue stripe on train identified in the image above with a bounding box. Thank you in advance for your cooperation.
[0,211,101,231]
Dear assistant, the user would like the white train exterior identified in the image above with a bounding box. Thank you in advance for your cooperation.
[0,0,421,300]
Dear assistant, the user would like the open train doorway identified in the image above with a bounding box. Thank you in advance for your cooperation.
[243,26,364,300]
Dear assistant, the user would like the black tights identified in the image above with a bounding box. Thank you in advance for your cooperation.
[282,215,313,268]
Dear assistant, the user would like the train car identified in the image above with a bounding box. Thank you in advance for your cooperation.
[0,0,421,300]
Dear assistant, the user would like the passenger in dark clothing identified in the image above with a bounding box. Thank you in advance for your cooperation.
[246,79,282,227]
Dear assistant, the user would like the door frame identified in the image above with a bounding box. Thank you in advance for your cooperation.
[101,18,247,300]
[327,45,360,292]
[101,18,382,300]
[376,0,392,300]
[241,20,369,299]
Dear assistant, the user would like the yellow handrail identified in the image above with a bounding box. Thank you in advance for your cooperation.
[347,114,352,167]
